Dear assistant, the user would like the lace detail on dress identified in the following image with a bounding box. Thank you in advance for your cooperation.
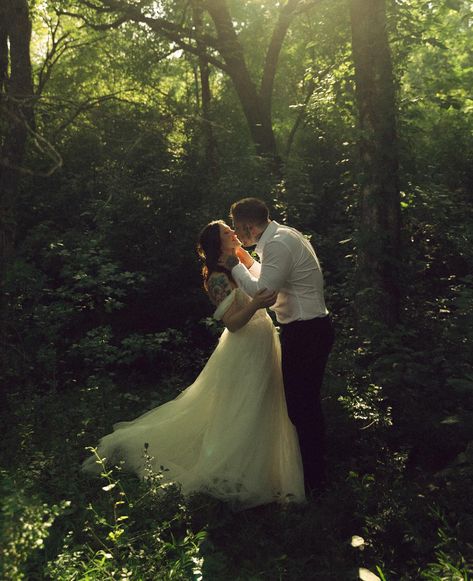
[213,289,236,320]
[213,288,270,330]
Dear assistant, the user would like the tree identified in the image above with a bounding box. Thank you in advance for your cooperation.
[57,0,321,170]
[350,0,401,330]
[192,1,216,172]
[0,0,34,255]
[0,0,34,396]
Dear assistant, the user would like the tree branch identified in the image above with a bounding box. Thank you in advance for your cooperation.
[56,9,128,31]
[36,14,71,95]
[260,0,301,110]
[285,65,332,159]
[285,79,315,159]
[138,14,229,72]
[0,17,8,95]
[63,1,229,72]
[51,92,122,137]
[76,0,220,48]
[260,0,323,112]
[0,102,62,177]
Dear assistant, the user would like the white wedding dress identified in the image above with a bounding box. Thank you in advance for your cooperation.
[82,288,305,509]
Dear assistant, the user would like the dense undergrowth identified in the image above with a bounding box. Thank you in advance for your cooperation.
[1,183,472,580]
[2,0,473,577]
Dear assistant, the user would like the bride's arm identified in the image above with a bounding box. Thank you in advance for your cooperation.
[236,246,254,269]
[208,273,277,333]
[222,290,277,332]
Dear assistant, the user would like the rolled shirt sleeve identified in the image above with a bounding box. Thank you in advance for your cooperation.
[231,221,328,323]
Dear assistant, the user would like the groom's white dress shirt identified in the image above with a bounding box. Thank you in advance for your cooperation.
[231,220,329,324]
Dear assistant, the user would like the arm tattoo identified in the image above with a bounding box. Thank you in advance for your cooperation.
[208,273,232,305]
[224,255,239,270]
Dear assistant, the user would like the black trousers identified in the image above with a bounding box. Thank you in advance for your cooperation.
[279,315,334,491]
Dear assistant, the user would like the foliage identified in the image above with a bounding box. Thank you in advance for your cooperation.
[1,0,473,578]
[0,470,71,580]
[45,450,207,580]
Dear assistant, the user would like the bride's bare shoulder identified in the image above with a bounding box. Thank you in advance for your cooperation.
[207,272,235,306]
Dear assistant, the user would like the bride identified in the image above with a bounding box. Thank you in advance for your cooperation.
[82,220,305,509]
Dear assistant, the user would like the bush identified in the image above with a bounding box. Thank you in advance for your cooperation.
[46,450,207,580]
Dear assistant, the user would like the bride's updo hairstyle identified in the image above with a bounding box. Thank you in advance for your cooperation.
[197,220,235,291]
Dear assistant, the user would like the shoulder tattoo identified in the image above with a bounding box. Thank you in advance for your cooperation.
[208,273,232,306]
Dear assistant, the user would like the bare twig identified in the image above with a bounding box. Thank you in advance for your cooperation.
[285,65,333,159]
[52,92,122,137]
[1,90,128,176]
[0,104,62,176]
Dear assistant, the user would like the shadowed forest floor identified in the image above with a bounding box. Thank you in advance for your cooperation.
[2,337,472,580]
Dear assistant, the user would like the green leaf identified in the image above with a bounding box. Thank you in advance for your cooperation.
[102,483,116,492]
[359,568,381,581]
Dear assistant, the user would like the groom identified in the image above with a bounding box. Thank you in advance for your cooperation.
[223,198,334,495]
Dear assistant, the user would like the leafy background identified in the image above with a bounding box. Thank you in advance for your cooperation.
[1,0,472,579]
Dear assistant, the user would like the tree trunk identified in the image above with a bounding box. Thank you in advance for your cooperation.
[74,0,303,171]
[0,0,34,378]
[205,0,281,168]
[350,0,401,331]
[192,3,217,171]
[0,0,34,259]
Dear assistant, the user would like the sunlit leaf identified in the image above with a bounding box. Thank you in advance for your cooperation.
[359,567,381,581]
[351,535,365,548]
[102,483,116,492]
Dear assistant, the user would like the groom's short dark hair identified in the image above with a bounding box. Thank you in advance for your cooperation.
[230,198,269,226]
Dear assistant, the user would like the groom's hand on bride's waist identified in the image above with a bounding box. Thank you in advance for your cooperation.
[252,288,278,309]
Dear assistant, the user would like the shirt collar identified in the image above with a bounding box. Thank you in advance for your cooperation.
[255,220,279,255]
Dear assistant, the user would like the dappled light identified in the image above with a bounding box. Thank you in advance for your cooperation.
[1,0,473,578]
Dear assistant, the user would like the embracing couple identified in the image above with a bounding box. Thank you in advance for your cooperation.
[83,198,334,510]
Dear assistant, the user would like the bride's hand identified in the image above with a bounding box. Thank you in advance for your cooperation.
[235,246,254,269]
[251,288,278,310]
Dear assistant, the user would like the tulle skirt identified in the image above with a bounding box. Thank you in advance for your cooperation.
[82,310,305,509]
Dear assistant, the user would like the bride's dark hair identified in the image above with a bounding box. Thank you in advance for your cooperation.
[197,220,235,291]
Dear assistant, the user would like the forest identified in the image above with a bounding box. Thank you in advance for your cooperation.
[1,0,472,579]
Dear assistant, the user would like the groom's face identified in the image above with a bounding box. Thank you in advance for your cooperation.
[232,221,255,247]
